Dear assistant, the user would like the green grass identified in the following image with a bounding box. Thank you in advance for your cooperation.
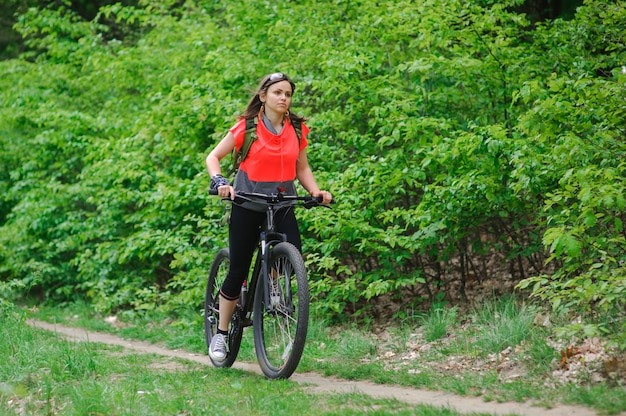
[1,303,504,416]
[12,297,626,415]
[420,305,458,343]
[471,295,537,354]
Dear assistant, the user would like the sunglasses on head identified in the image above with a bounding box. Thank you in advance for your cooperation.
[268,72,287,82]
[262,72,295,93]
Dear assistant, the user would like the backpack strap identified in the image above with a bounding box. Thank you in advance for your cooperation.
[238,117,259,164]
[229,117,258,176]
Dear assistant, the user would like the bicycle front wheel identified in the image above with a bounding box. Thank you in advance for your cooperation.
[204,247,243,367]
[253,242,309,379]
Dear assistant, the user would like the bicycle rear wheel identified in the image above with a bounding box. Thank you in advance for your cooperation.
[253,242,309,379]
[204,247,243,367]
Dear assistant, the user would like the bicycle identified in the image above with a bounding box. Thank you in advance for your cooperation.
[204,189,332,379]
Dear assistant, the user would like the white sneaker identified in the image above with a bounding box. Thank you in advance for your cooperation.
[209,333,228,362]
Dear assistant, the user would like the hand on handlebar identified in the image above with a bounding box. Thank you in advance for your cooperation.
[311,190,333,205]
[217,185,235,200]
[209,174,235,200]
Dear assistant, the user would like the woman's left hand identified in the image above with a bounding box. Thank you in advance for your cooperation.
[313,190,333,205]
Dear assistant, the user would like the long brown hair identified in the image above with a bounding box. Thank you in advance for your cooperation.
[239,72,307,126]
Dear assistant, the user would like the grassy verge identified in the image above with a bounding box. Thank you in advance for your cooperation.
[13,296,626,415]
[0,302,505,416]
[300,297,626,415]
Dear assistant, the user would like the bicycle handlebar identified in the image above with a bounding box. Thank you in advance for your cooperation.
[208,189,334,209]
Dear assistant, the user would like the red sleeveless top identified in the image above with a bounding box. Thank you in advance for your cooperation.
[230,117,309,182]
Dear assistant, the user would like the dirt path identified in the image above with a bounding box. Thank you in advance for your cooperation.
[27,319,609,416]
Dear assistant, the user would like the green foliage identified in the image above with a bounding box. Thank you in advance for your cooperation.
[421,305,458,343]
[0,0,624,347]
[513,1,626,346]
[471,296,537,354]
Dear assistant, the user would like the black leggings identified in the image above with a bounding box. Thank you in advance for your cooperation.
[220,204,301,300]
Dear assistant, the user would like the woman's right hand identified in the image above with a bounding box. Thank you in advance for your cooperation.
[210,174,234,200]
[218,184,235,200]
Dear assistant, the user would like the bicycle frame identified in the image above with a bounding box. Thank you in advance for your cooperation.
[241,228,287,324]
[209,189,327,315]
[206,188,332,378]
[246,193,325,307]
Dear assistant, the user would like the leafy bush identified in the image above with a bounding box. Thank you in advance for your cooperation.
[0,0,624,347]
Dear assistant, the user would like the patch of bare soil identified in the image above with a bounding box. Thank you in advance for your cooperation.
[26,319,617,416]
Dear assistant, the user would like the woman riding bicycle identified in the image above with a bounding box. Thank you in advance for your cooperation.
[205,72,332,362]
